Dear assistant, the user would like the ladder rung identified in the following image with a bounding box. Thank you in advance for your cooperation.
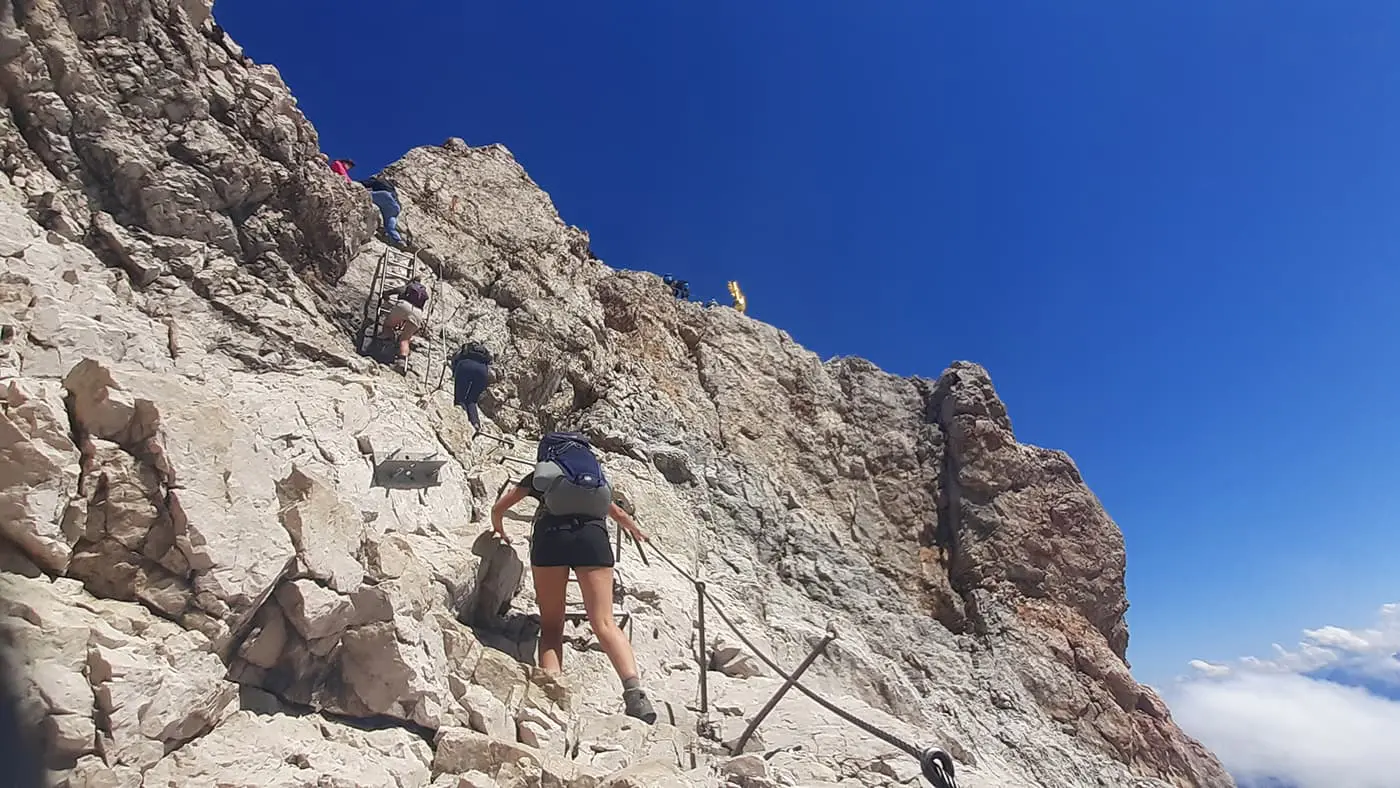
[525,606,628,621]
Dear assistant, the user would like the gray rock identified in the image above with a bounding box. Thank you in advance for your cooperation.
[711,636,764,679]
[460,531,525,627]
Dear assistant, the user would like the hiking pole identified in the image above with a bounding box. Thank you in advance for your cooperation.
[475,432,513,446]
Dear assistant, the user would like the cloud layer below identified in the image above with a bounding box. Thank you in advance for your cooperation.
[1165,603,1400,788]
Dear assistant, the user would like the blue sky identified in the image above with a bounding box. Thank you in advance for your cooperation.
[219,0,1398,706]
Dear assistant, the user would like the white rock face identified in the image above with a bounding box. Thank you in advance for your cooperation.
[142,710,433,788]
[0,379,82,572]
[0,2,1234,787]
[0,572,237,778]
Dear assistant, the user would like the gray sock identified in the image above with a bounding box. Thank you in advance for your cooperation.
[621,676,641,692]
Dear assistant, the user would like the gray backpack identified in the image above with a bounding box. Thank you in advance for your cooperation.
[531,432,612,518]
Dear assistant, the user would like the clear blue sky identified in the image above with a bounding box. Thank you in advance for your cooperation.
[219,0,1400,686]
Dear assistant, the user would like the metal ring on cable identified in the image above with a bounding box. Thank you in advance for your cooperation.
[919,747,958,788]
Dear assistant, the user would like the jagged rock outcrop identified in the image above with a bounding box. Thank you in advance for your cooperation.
[0,0,375,283]
[0,1,1233,787]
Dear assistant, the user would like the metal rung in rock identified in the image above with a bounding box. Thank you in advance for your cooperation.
[526,605,630,624]
[372,451,447,490]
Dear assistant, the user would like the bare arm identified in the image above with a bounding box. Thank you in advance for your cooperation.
[490,486,530,542]
[608,501,648,543]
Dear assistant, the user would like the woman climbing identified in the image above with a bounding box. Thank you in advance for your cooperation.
[450,341,493,438]
[377,277,429,373]
[489,432,657,724]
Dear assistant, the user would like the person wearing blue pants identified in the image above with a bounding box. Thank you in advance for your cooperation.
[361,176,405,247]
[452,341,494,437]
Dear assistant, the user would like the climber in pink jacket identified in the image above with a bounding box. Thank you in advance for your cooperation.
[329,158,355,182]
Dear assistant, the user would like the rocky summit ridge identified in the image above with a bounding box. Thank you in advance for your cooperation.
[0,2,1233,787]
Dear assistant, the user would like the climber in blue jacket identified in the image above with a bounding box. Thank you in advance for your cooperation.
[360,176,405,247]
[451,341,493,437]
[662,274,690,300]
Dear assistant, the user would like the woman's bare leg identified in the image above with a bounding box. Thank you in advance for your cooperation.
[379,312,404,340]
[532,565,570,674]
[577,565,655,722]
[397,321,419,358]
[575,566,638,681]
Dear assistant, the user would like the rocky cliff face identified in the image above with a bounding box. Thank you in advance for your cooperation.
[0,2,1232,787]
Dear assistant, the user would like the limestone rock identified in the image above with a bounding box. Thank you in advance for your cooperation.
[472,646,529,707]
[432,726,538,777]
[61,359,297,649]
[0,0,376,279]
[275,579,352,641]
[710,636,763,679]
[0,378,83,572]
[142,711,432,788]
[721,754,768,780]
[432,773,496,788]
[454,681,513,740]
[460,531,525,627]
[598,758,693,788]
[650,446,697,485]
[767,751,841,785]
[276,467,367,593]
[0,573,236,776]
[87,638,234,771]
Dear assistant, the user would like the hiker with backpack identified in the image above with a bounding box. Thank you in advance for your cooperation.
[489,432,657,724]
[378,277,429,372]
[360,176,405,247]
[662,274,690,300]
[451,341,493,436]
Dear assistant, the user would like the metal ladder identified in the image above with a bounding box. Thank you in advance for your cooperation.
[357,245,439,390]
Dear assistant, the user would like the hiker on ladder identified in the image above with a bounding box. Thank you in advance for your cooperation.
[489,432,657,724]
[451,340,494,439]
[378,277,429,374]
[360,175,406,248]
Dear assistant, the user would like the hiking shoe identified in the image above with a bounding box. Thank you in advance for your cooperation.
[623,688,657,724]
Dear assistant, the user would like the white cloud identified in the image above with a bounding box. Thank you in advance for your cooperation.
[1188,659,1230,678]
[1168,603,1400,788]
[1302,625,1373,651]
[1170,672,1400,788]
[1186,603,1400,680]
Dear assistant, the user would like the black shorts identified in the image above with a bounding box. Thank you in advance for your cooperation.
[530,517,615,568]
